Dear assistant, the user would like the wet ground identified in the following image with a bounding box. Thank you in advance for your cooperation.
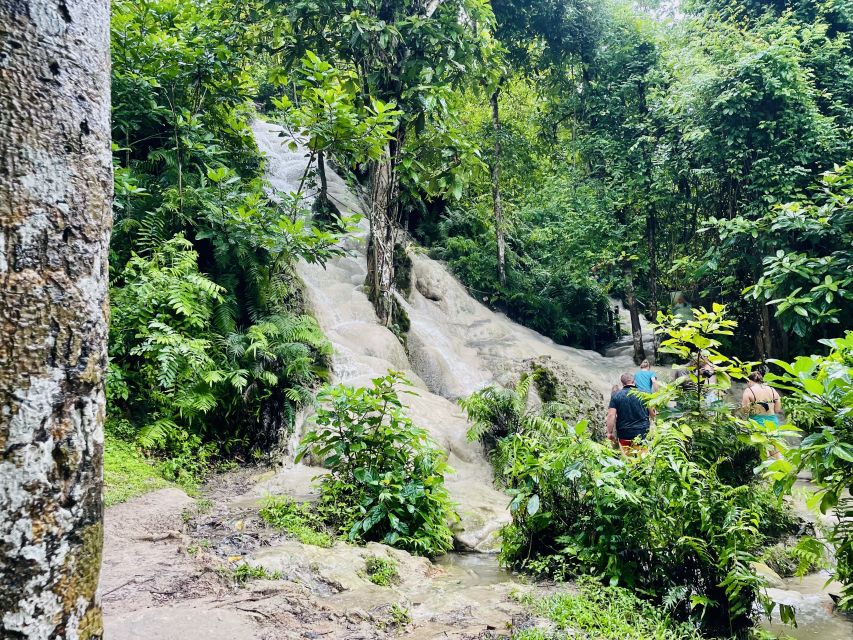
[99,466,853,640]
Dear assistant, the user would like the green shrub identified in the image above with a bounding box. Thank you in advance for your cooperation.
[484,308,796,636]
[363,555,400,586]
[297,372,457,557]
[462,371,600,474]
[513,577,702,640]
[766,331,853,609]
[760,538,825,578]
[259,497,334,548]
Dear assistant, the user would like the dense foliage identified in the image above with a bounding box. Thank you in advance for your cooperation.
[297,373,456,557]
[412,0,853,358]
[108,0,343,475]
[765,331,853,609]
[473,310,795,636]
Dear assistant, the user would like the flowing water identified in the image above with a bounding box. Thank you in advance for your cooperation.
[253,119,640,551]
[252,120,853,638]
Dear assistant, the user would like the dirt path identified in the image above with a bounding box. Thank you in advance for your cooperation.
[100,468,555,640]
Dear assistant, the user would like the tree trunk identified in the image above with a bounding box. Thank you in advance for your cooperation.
[623,263,646,365]
[490,87,507,287]
[0,2,111,638]
[367,131,404,326]
[646,209,658,359]
[756,300,773,363]
[316,150,329,209]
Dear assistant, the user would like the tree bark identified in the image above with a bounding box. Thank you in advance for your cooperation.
[490,87,507,287]
[367,131,404,326]
[316,150,329,210]
[623,263,646,365]
[0,2,112,638]
[646,209,658,358]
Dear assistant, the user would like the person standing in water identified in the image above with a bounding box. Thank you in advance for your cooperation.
[741,371,781,426]
[634,359,659,393]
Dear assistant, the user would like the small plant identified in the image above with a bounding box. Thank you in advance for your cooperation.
[388,603,411,628]
[187,538,211,556]
[362,555,400,587]
[182,497,215,523]
[231,563,282,586]
[297,372,457,557]
[259,497,334,548]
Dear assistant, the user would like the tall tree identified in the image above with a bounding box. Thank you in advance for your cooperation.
[0,1,111,637]
[285,0,494,325]
[488,0,602,287]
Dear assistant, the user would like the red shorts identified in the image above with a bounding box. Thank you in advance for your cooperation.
[618,439,647,456]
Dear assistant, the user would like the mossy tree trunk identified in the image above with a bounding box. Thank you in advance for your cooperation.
[0,1,112,637]
[367,130,404,326]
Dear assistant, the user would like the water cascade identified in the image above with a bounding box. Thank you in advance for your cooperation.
[252,120,647,549]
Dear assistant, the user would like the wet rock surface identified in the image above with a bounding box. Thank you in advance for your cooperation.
[100,472,548,639]
[100,123,853,640]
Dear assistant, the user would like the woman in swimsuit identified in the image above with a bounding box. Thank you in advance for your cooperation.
[741,371,781,426]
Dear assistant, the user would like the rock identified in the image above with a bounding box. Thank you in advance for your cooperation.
[104,604,262,640]
[752,561,785,588]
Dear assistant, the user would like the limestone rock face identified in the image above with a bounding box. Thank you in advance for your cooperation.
[253,121,629,549]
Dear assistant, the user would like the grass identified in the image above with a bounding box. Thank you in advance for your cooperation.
[104,437,170,506]
[232,563,282,585]
[512,577,702,640]
[182,498,215,523]
[363,555,400,586]
[259,496,334,547]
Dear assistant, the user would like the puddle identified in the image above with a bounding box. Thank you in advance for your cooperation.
[434,552,514,587]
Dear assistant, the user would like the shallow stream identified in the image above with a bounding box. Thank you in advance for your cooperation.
[435,552,853,639]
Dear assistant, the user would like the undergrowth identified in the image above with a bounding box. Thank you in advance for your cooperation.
[512,577,702,640]
[259,496,334,547]
[104,437,170,506]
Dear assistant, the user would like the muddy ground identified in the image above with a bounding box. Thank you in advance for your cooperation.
[100,466,560,640]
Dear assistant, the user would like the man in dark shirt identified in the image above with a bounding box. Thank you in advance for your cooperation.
[606,373,650,452]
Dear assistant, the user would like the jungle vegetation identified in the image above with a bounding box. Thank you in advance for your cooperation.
[103,0,853,635]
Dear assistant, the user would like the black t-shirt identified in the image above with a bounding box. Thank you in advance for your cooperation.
[608,386,650,440]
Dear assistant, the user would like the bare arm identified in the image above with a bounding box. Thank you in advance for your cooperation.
[606,408,617,441]
[652,375,660,392]
[773,391,782,415]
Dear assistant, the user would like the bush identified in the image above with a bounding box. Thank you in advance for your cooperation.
[482,308,795,636]
[297,372,457,557]
[766,330,853,609]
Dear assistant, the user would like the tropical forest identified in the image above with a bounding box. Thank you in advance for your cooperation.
[1,1,852,639]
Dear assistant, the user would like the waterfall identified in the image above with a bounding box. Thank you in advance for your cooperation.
[253,120,647,550]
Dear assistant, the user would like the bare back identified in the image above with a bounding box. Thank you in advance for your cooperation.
[742,384,780,415]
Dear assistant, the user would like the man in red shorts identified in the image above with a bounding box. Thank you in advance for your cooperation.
[606,372,651,454]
